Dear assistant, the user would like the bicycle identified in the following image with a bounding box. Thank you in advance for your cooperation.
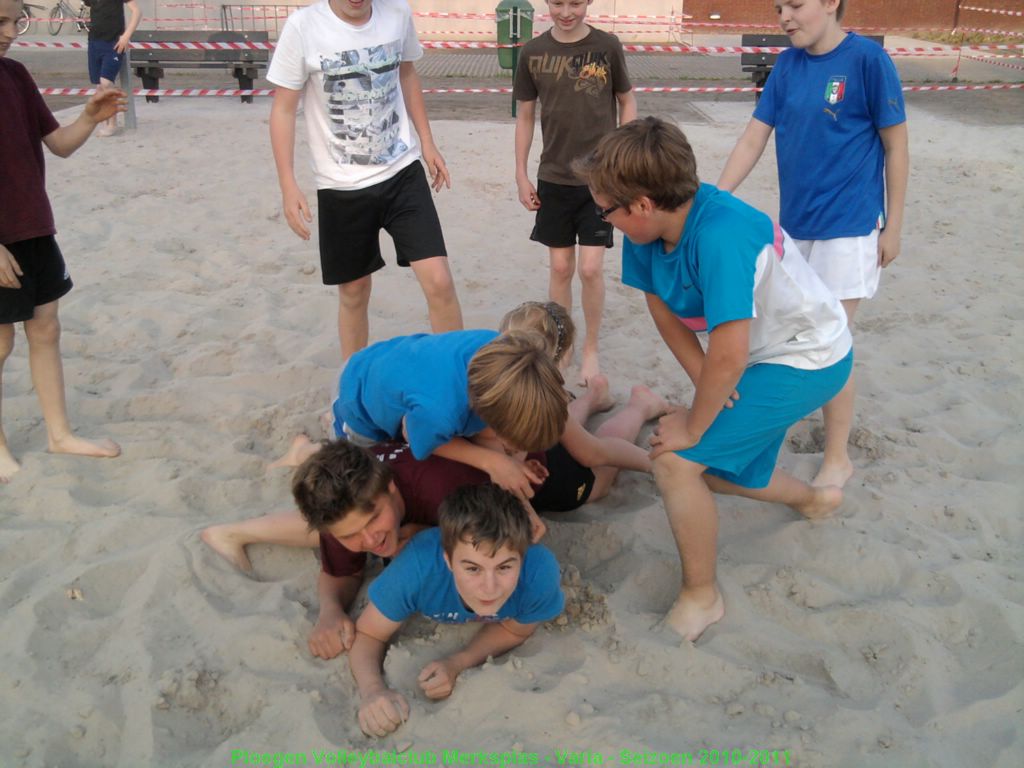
[48,0,90,36]
[16,3,47,35]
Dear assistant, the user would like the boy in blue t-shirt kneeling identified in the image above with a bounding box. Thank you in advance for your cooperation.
[348,484,564,737]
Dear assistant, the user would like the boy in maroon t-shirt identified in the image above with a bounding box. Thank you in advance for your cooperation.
[0,0,125,482]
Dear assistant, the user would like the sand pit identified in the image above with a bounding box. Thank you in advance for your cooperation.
[0,95,1021,766]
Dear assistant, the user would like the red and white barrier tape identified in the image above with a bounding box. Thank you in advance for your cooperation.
[15,39,1024,53]
[961,53,1024,70]
[37,83,1024,97]
[959,5,1024,16]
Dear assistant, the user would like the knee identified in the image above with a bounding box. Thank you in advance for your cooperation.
[549,256,575,283]
[25,315,61,347]
[337,278,371,310]
[651,452,701,489]
[0,329,13,362]
[419,266,457,302]
[578,258,604,283]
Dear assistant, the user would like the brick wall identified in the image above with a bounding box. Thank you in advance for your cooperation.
[680,1,965,30]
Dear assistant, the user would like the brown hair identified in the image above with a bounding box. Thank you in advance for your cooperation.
[468,331,569,452]
[291,440,393,530]
[573,116,699,212]
[499,301,575,366]
[439,484,532,558]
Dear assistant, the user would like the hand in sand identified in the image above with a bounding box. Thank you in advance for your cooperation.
[281,182,312,240]
[418,658,460,700]
[421,143,451,192]
[358,689,409,737]
[308,613,355,660]
[649,407,700,458]
[0,245,23,289]
[84,88,127,124]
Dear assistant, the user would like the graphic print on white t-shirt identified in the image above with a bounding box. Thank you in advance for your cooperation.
[321,41,409,166]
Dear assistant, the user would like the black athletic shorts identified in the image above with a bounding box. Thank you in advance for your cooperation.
[532,443,595,513]
[0,236,73,324]
[317,161,448,285]
[530,180,614,249]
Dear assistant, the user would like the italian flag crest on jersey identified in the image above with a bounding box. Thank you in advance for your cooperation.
[825,76,846,105]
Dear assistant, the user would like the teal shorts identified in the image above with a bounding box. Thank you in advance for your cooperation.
[679,350,853,489]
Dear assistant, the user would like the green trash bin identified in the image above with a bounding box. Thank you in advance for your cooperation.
[496,0,534,71]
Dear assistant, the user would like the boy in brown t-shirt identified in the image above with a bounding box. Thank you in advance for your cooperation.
[513,0,635,385]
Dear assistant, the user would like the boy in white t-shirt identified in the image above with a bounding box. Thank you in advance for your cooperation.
[576,117,853,643]
[268,0,463,360]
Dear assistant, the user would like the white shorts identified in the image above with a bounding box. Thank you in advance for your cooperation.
[791,230,881,301]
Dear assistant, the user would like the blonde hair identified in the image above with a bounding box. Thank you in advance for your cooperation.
[573,116,699,212]
[468,331,569,452]
[499,301,575,366]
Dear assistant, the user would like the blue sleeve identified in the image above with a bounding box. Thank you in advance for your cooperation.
[696,218,758,332]
[866,48,905,129]
[404,404,456,460]
[367,540,425,623]
[514,546,565,624]
[621,237,655,294]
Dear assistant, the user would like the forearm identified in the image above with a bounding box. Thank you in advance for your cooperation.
[717,120,772,192]
[44,112,102,158]
[400,64,436,150]
[432,437,499,475]
[317,571,361,616]
[124,3,142,37]
[617,90,637,125]
[269,97,300,192]
[647,294,705,384]
[688,354,745,439]
[882,124,909,235]
[349,633,390,698]
[446,623,532,675]
[514,103,536,180]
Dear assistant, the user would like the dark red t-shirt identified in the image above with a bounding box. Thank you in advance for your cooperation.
[319,443,498,578]
[0,59,59,245]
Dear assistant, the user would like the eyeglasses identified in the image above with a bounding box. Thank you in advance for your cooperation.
[595,203,621,221]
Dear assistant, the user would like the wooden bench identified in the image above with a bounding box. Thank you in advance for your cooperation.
[741,33,884,100]
[129,30,270,104]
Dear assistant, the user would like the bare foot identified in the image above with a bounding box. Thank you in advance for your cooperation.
[812,458,854,489]
[585,374,615,413]
[792,485,843,520]
[579,349,600,387]
[663,585,725,642]
[200,525,254,572]
[267,434,320,471]
[48,434,121,458]
[0,445,21,483]
[629,385,671,421]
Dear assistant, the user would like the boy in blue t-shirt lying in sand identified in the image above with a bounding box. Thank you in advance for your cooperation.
[348,483,564,737]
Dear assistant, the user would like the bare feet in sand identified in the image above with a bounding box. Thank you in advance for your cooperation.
[579,348,600,387]
[0,445,21,483]
[812,458,854,490]
[584,374,616,413]
[48,434,121,459]
[663,584,725,642]
[267,434,320,471]
[200,525,254,573]
[792,484,843,520]
[629,384,671,421]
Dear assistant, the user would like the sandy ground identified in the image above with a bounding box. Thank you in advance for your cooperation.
[0,90,1022,767]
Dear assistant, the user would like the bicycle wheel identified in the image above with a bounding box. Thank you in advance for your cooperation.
[16,8,32,35]
[48,2,64,35]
